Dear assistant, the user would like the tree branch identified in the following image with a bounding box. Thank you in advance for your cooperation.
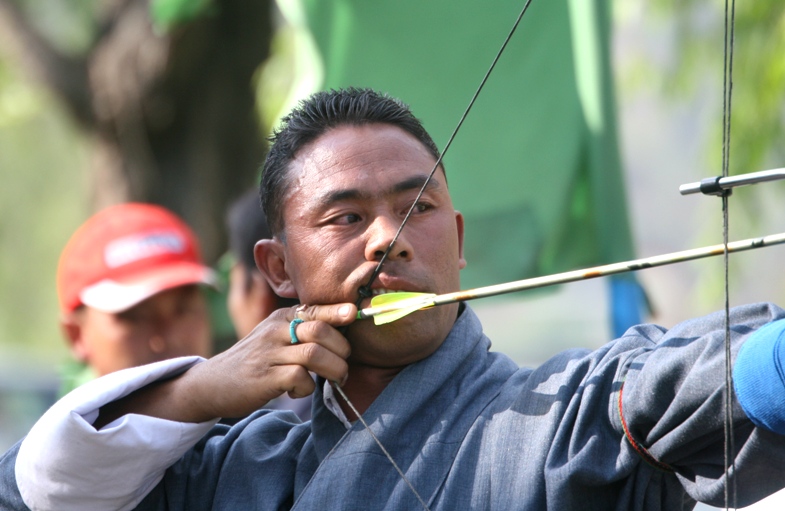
[0,0,95,127]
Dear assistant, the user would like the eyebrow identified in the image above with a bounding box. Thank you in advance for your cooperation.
[316,174,441,207]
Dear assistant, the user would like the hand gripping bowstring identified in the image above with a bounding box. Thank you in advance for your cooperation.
[329,2,536,510]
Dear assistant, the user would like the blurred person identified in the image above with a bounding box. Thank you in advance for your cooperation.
[225,189,300,338]
[224,189,311,420]
[57,203,215,392]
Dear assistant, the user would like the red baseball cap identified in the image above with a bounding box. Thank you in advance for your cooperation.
[57,203,216,314]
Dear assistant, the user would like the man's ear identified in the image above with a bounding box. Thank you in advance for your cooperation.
[455,210,467,270]
[60,311,89,362]
[254,238,297,298]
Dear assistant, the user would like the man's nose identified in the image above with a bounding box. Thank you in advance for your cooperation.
[365,215,414,262]
[148,334,167,354]
[146,314,177,354]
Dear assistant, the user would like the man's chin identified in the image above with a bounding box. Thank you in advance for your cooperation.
[344,308,450,367]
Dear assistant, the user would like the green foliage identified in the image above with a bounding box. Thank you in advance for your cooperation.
[0,60,41,127]
[254,25,298,138]
[634,0,785,178]
[150,0,216,32]
[0,61,89,366]
[618,0,785,238]
[15,0,98,54]
[615,0,785,315]
[253,4,323,138]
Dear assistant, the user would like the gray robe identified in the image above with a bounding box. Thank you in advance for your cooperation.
[3,303,785,510]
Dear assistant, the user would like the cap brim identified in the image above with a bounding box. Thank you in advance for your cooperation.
[79,262,217,313]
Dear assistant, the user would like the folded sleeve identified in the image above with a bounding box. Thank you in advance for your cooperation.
[15,356,218,511]
[615,302,785,508]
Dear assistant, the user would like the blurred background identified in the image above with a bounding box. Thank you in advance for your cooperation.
[0,4,783,501]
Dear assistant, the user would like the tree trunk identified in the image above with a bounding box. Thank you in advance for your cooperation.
[0,0,273,262]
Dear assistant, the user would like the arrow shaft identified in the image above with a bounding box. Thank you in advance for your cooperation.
[358,232,785,319]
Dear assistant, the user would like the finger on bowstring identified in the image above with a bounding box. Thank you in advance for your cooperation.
[273,364,318,399]
[289,319,351,361]
[290,303,357,326]
[283,340,349,385]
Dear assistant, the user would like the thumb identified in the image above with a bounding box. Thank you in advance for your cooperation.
[290,303,357,327]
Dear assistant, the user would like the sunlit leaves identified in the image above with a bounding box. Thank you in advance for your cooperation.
[622,0,785,178]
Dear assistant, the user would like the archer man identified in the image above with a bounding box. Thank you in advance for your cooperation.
[3,88,785,511]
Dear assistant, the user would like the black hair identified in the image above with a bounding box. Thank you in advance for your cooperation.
[259,88,442,236]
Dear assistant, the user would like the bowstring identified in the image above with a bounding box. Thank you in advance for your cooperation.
[332,383,430,510]
[354,0,535,307]
[720,0,737,509]
[333,2,536,509]
[722,0,737,511]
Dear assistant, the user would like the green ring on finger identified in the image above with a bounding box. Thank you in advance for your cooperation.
[289,318,305,344]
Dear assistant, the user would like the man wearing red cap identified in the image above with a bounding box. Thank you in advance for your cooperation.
[56,203,216,384]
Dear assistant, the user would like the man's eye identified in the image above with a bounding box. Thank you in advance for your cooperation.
[177,302,201,317]
[119,310,152,324]
[411,202,432,214]
[336,213,361,225]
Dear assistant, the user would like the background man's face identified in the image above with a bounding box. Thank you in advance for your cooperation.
[70,285,212,375]
[227,263,279,339]
[277,124,466,367]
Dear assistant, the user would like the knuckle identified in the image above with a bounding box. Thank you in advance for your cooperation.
[277,364,302,383]
[274,307,291,320]
[290,374,316,399]
[307,320,332,338]
[299,341,322,361]
[336,359,349,377]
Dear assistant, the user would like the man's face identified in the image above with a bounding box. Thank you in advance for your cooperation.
[63,285,212,376]
[227,263,279,339]
[267,124,466,367]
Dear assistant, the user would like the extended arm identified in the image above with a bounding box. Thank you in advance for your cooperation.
[618,302,785,507]
[10,303,355,511]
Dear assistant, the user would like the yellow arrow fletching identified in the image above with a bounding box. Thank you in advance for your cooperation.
[373,305,426,325]
[363,292,437,325]
[369,292,430,307]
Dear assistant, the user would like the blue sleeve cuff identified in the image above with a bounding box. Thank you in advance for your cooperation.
[734,318,785,434]
[608,277,647,338]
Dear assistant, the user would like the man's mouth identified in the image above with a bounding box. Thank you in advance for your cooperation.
[370,288,403,297]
